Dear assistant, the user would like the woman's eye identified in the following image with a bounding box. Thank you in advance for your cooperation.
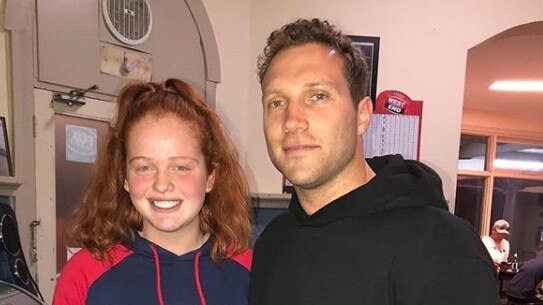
[136,165,152,173]
[173,165,190,172]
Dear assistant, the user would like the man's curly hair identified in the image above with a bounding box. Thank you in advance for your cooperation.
[257,18,369,105]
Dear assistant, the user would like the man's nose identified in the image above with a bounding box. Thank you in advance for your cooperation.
[282,101,308,133]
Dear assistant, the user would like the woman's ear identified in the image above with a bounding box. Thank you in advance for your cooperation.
[124,179,130,192]
[206,169,216,193]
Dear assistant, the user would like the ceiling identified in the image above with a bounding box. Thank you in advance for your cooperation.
[463,21,543,115]
[461,21,543,173]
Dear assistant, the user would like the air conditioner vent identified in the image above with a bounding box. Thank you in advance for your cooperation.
[102,0,153,46]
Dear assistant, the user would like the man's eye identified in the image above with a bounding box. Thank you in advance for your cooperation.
[310,93,328,102]
[268,99,284,109]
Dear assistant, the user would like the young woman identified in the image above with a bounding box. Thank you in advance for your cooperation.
[52,79,253,305]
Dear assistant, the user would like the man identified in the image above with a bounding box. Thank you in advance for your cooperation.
[507,245,543,302]
[249,18,499,305]
[482,219,511,267]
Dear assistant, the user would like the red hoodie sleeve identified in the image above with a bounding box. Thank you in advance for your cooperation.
[52,245,132,305]
[232,248,253,271]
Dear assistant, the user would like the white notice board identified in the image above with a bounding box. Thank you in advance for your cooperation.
[363,90,423,160]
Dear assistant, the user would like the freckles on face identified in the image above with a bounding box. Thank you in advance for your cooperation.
[123,113,215,238]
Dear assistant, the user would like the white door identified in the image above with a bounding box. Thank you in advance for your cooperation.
[34,88,116,303]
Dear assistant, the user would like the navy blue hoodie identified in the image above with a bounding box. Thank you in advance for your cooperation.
[53,233,251,305]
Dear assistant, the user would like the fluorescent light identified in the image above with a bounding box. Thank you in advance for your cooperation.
[489,80,543,92]
[494,159,543,171]
[458,158,485,171]
[519,148,543,154]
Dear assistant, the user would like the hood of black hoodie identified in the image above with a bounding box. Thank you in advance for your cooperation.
[289,154,449,227]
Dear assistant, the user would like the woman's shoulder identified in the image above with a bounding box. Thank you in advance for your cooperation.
[60,248,100,277]
[52,245,133,305]
[231,248,253,271]
[58,245,133,287]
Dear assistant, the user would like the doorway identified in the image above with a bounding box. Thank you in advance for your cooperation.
[34,88,116,302]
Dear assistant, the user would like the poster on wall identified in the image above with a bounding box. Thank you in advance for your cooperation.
[363,90,423,161]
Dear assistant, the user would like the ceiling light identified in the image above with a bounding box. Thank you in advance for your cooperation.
[494,159,543,171]
[489,80,543,92]
[519,148,543,154]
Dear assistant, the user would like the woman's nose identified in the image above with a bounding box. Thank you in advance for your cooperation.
[153,170,174,193]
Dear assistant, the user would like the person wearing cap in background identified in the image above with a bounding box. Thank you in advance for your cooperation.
[482,219,511,267]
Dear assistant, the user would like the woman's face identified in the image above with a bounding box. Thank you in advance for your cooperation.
[124,113,215,243]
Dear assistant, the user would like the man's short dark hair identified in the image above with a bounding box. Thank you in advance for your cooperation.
[257,18,369,105]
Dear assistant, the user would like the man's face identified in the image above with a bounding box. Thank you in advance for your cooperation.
[261,43,371,190]
[491,229,507,241]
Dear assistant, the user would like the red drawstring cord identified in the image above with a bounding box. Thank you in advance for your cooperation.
[194,252,207,305]
[150,244,207,305]
[150,245,166,305]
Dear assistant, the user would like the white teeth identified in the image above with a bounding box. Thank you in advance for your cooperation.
[152,200,180,209]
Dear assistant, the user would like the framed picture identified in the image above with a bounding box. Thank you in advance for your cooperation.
[0,117,12,176]
[348,35,380,102]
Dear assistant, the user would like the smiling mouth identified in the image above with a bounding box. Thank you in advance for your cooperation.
[152,200,181,209]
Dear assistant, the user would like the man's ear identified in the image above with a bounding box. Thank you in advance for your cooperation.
[357,97,373,136]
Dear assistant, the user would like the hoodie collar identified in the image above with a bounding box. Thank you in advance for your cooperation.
[132,232,212,261]
[289,154,448,227]
[131,233,210,305]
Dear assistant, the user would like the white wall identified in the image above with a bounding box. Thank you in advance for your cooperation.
[203,0,543,210]
[201,0,251,171]
[0,0,12,142]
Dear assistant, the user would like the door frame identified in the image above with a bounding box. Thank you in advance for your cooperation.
[34,88,116,302]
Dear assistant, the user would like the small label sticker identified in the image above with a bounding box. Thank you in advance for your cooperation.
[66,125,97,163]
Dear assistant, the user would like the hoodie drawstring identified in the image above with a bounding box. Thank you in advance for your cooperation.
[194,252,207,305]
[150,244,207,305]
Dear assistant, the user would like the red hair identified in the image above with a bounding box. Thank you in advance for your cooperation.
[72,79,252,262]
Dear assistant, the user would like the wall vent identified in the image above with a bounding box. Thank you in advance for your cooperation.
[102,0,153,46]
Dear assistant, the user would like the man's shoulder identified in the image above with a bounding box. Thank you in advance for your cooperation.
[481,235,491,241]
[384,205,485,252]
[424,207,482,242]
[384,203,473,233]
[262,210,292,230]
[254,211,293,245]
[480,235,494,245]
[421,210,491,261]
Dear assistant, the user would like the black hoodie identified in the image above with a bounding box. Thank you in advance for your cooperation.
[250,154,500,305]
